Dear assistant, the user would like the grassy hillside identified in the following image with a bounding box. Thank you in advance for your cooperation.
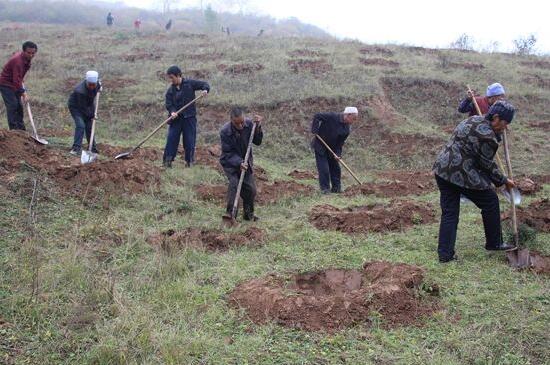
[0,23,549,364]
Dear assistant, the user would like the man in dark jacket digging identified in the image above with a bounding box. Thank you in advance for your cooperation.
[219,107,263,221]
[433,100,517,263]
[0,41,37,130]
[68,71,101,155]
[311,107,358,194]
[163,65,209,168]
[458,82,506,116]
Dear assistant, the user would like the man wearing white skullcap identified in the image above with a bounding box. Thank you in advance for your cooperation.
[68,71,102,155]
[458,82,506,116]
[310,106,358,194]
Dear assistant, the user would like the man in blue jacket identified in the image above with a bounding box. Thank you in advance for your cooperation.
[433,100,517,263]
[219,107,263,221]
[163,65,210,168]
[68,71,101,155]
[311,107,358,194]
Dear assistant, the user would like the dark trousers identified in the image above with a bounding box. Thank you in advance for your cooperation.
[224,168,256,219]
[163,116,197,163]
[0,86,25,130]
[436,175,503,260]
[315,150,341,192]
[70,109,97,152]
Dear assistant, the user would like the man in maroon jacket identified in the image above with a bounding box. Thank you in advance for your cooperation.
[457,82,505,116]
[0,41,37,130]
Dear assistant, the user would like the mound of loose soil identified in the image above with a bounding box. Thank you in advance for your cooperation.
[122,52,162,63]
[288,59,333,75]
[515,177,543,195]
[147,226,264,253]
[63,77,139,92]
[344,170,435,197]
[359,46,394,57]
[0,130,160,196]
[217,63,264,75]
[380,77,464,125]
[288,49,329,57]
[523,74,550,90]
[520,60,550,70]
[309,200,436,233]
[229,261,439,332]
[503,199,550,233]
[185,52,224,61]
[288,169,317,180]
[359,58,400,67]
[196,180,313,205]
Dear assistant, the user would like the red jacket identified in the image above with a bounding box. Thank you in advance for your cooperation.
[458,96,490,116]
[0,52,31,92]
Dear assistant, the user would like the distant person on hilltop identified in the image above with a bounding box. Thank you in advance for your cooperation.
[219,107,264,221]
[257,29,264,37]
[68,71,102,156]
[458,83,506,116]
[0,41,37,130]
[106,12,114,27]
[162,65,209,168]
[165,19,172,31]
[433,100,517,263]
[134,18,142,32]
[311,107,358,194]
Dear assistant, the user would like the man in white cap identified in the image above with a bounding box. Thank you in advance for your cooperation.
[310,107,358,194]
[458,82,506,116]
[68,71,101,155]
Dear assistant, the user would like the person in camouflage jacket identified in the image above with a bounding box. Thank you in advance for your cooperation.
[433,100,517,263]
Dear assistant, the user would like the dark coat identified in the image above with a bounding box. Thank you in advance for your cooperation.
[67,80,101,119]
[219,119,263,173]
[433,116,507,190]
[165,79,210,120]
[310,112,350,156]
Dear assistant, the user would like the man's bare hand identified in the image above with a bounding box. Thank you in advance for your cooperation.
[201,90,208,96]
[253,114,263,126]
[240,162,248,171]
[505,179,516,190]
[21,92,29,103]
[467,90,474,100]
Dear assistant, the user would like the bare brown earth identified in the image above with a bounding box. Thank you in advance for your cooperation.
[196,180,314,205]
[0,130,160,196]
[288,49,329,57]
[520,60,550,70]
[288,169,317,180]
[502,199,550,233]
[522,74,550,90]
[217,63,264,76]
[62,77,139,92]
[147,226,264,253]
[359,58,400,67]
[309,200,436,234]
[287,59,333,75]
[344,170,435,197]
[514,176,543,195]
[229,261,440,332]
[359,46,394,57]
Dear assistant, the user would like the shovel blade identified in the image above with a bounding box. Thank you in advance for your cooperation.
[81,150,98,164]
[506,248,532,270]
[222,214,239,227]
[114,151,131,160]
[31,135,49,145]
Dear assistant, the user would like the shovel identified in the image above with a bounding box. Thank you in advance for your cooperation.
[502,129,531,268]
[23,99,49,145]
[222,121,258,226]
[115,92,206,160]
[315,134,362,185]
[81,92,100,164]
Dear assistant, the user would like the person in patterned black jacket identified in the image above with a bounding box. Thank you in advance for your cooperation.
[433,100,517,263]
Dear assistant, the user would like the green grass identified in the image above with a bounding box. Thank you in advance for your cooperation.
[1,23,549,364]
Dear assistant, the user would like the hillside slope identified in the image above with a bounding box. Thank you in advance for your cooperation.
[0,23,549,365]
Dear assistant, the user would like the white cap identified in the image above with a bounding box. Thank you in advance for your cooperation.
[85,70,99,83]
[343,106,358,114]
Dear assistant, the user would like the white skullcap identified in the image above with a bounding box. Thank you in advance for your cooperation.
[343,106,358,114]
[85,70,99,83]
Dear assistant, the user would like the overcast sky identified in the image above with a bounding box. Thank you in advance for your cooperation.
[120,0,549,53]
